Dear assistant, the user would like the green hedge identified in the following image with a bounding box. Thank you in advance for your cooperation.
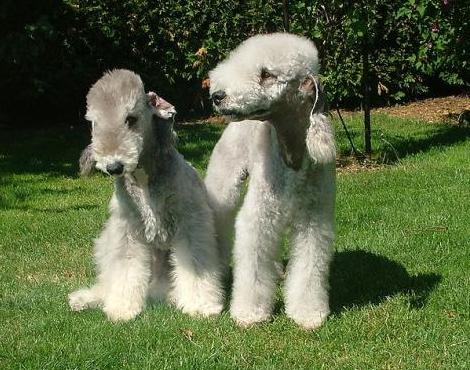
[0,0,468,124]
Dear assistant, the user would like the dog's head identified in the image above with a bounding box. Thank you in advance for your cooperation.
[84,69,175,176]
[208,33,322,121]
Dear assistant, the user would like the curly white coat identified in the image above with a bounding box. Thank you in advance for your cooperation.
[205,33,336,329]
[69,69,223,321]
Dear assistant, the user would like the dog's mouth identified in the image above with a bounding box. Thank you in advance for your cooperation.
[109,172,125,178]
[95,162,131,178]
[219,107,271,121]
[97,168,125,178]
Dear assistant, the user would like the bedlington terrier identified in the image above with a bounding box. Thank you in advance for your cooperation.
[68,69,223,321]
[205,33,336,329]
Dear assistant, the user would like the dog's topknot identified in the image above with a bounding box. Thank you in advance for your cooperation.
[233,33,318,75]
[208,33,321,121]
[85,69,146,122]
[210,33,319,89]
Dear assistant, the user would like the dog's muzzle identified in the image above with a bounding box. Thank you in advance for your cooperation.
[211,90,226,106]
[106,162,124,176]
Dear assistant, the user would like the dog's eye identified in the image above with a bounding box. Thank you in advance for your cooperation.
[126,115,138,128]
[260,69,275,81]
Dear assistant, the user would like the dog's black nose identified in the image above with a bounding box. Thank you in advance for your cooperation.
[211,90,226,106]
[106,162,124,175]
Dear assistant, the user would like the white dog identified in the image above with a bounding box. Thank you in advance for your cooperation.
[69,69,224,321]
[205,33,336,329]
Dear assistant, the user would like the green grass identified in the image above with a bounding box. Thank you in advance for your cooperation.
[1,115,469,369]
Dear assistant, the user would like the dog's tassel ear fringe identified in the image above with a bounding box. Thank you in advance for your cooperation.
[79,144,97,176]
[153,116,177,155]
[305,75,335,165]
[306,113,336,166]
[123,175,172,244]
[310,75,320,113]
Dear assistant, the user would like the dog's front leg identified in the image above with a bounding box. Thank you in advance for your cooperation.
[170,233,224,317]
[124,172,168,244]
[230,183,286,326]
[99,228,153,322]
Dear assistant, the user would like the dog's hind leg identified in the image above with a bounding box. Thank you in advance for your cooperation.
[69,285,103,311]
[170,227,224,317]
[284,217,333,330]
[205,122,250,269]
[148,249,171,303]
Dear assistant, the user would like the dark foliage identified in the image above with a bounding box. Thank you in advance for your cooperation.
[0,0,468,126]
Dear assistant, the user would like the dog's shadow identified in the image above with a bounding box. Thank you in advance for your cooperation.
[330,250,441,313]
[262,250,440,315]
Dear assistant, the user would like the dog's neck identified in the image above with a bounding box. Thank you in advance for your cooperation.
[135,119,173,180]
[268,103,312,170]
[139,137,158,179]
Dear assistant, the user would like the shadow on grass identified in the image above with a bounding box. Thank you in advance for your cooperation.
[0,124,224,178]
[329,250,441,312]
[336,122,470,164]
[229,249,440,317]
[0,203,98,213]
[175,123,224,165]
[0,126,91,177]
[378,124,470,164]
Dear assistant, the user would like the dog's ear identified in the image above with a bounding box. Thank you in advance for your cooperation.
[152,114,177,153]
[79,144,96,176]
[147,91,176,120]
[299,75,325,113]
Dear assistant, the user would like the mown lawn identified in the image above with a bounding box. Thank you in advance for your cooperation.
[1,115,469,369]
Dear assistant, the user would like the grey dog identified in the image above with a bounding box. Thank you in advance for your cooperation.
[69,69,224,321]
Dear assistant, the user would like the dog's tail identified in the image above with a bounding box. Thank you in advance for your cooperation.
[79,144,96,176]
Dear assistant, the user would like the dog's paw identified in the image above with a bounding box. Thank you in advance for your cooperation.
[176,296,223,317]
[174,293,223,317]
[155,227,170,244]
[184,302,223,317]
[287,309,329,330]
[143,214,158,243]
[68,289,99,311]
[144,223,157,243]
[230,305,271,327]
[102,293,145,322]
[144,216,171,244]
[103,302,143,322]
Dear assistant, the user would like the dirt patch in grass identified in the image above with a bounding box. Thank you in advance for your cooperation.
[374,95,469,124]
[203,95,470,125]
[336,157,385,174]
[195,95,470,172]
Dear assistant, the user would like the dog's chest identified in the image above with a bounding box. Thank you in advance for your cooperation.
[117,171,178,246]
[133,168,149,185]
[265,148,316,208]
[133,169,172,203]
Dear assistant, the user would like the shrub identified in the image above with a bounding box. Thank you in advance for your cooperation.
[0,0,467,125]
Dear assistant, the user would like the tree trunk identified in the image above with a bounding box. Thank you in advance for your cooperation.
[282,0,290,32]
[362,40,372,156]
